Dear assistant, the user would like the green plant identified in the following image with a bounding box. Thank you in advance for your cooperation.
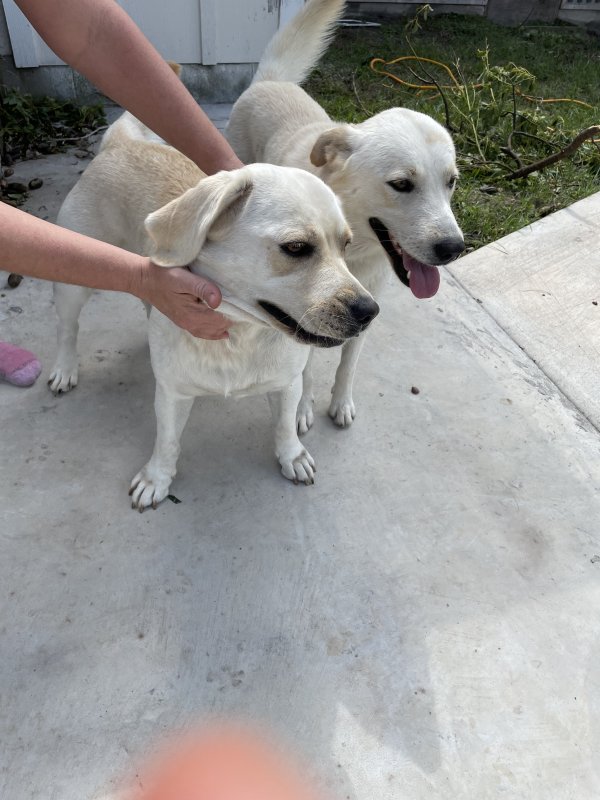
[370,32,599,182]
[404,3,432,35]
[0,86,106,163]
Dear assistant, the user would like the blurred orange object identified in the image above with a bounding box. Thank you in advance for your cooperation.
[135,725,320,800]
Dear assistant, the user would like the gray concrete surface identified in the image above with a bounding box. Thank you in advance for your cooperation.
[2,123,600,800]
[449,192,600,431]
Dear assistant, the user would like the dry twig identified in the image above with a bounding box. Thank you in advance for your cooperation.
[505,125,600,180]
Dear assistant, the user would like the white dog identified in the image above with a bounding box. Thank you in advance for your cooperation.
[226,0,465,432]
[49,113,378,509]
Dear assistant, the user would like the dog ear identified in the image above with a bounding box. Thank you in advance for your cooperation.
[166,60,182,78]
[145,170,253,266]
[310,126,354,167]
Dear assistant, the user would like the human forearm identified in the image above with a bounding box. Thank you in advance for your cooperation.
[1,202,147,294]
[1,204,229,339]
[14,0,243,174]
[1,202,145,294]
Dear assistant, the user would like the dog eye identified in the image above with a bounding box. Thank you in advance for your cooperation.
[280,242,314,257]
[388,179,414,193]
[448,176,458,189]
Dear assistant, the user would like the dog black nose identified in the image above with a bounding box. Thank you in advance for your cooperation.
[434,238,465,264]
[349,295,380,327]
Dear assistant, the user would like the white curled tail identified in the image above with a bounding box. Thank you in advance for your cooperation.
[254,0,346,85]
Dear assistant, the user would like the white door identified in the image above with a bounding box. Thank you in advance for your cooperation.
[2,0,300,68]
[199,0,280,65]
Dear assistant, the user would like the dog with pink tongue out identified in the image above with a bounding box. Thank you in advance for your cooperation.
[226,0,464,431]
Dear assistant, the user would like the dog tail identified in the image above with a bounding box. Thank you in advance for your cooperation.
[254,0,346,85]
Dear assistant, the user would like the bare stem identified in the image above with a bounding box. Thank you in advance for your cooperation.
[505,125,600,180]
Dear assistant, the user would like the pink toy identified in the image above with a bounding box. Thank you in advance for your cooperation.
[0,342,42,387]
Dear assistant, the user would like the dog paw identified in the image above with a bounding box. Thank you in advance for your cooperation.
[296,395,315,436]
[329,396,355,428]
[129,466,172,512]
[278,443,316,485]
[48,362,78,394]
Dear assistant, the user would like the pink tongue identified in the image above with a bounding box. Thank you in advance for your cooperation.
[404,254,440,299]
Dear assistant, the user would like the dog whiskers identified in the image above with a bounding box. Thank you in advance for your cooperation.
[296,306,348,338]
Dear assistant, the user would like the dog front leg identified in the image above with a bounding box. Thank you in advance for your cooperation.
[329,333,367,428]
[296,347,315,435]
[129,382,194,511]
[269,375,315,485]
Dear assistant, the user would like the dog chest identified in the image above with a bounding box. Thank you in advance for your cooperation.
[149,318,308,399]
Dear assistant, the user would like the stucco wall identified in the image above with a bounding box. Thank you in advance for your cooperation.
[347,1,486,16]
[0,58,254,104]
[487,0,561,25]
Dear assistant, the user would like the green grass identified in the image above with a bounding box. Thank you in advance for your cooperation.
[305,12,600,250]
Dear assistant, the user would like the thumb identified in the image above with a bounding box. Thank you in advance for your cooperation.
[186,273,222,309]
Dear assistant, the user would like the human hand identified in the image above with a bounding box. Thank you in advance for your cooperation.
[134,259,230,339]
[127,724,318,800]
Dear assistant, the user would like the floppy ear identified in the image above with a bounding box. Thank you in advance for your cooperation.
[145,170,253,266]
[166,60,182,78]
[310,126,355,167]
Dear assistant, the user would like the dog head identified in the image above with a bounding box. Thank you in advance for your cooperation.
[310,107,465,298]
[145,164,378,347]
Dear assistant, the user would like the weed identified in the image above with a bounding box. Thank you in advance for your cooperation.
[0,87,106,164]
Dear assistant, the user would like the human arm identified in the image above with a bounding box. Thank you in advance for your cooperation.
[0,202,229,340]
[13,0,243,175]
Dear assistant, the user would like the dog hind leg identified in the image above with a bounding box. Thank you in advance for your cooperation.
[328,334,367,428]
[296,348,315,435]
[48,283,93,394]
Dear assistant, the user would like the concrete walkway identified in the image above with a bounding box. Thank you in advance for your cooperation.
[449,192,600,430]
[2,111,600,800]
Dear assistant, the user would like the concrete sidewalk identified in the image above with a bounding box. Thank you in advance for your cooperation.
[2,116,600,800]
[450,192,600,430]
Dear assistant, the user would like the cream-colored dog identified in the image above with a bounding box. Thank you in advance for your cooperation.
[49,112,378,509]
[226,0,465,432]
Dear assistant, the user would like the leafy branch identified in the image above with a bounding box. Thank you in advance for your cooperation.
[369,9,599,183]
